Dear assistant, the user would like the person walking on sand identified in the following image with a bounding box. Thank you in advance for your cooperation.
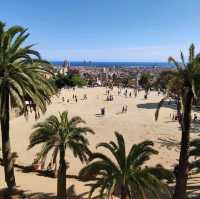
[101,107,105,116]
[124,89,127,97]
[125,105,128,113]
[122,106,124,113]
[172,113,175,121]
[134,89,137,98]
[75,96,78,103]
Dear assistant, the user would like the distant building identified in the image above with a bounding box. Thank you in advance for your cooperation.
[60,60,70,75]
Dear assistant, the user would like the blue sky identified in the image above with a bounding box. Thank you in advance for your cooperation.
[1,0,200,61]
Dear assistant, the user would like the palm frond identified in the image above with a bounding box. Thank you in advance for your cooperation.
[29,111,94,173]
[168,56,182,71]
[180,51,186,68]
[155,96,169,121]
[79,133,170,199]
[189,43,195,63]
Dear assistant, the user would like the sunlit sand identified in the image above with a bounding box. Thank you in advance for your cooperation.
[1,87,197,197]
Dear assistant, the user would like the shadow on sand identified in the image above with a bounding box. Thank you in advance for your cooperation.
[156,137,180,151]
[137,101,200,113]
[0,185,89,199]
[95,113,102,117]
[187,175,200,199]
[176,120,200,134]
[190,120,200,134]
[137,101,177,110]
[0,160,78,180]
[15,165,78,180]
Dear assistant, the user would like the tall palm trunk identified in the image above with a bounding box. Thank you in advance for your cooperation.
[121,194,127,199]
[176,97,182,125]
[173,90,193,199]
[120,185,128,199]
[1,91,16,190]
[57,146,66,199]
[121,193,128,199]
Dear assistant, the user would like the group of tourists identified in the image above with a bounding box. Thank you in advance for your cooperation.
[24,100,40,120]
[170,112,199,122]
[170,113,179,121]
[106,95,114,101]
[72,94,78,103]
[122,105,128,113]
[58,87,134,118]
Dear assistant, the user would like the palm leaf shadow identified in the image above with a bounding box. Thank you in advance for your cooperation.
[156,137,180,151]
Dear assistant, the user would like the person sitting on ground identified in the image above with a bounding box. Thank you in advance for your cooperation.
[11,152,19,165]
[32,154,41,171]
[193,114,198,121]
[47,162,53,172]
[83,94,87,100]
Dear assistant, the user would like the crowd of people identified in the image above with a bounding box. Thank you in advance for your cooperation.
[170,112,199,122]
[59,87,88,104]
[56,87,134,118]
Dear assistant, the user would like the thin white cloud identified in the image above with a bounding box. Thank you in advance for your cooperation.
[39,44,200,62]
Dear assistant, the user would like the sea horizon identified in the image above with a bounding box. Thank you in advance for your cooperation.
[51,61,174,68]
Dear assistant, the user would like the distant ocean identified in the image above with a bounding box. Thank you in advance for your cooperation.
[51,61,174,68]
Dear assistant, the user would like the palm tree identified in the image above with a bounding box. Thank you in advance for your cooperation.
[0,21,54,190]
[79,132,172,199]
[139,73,152,95]
[153,71,176,91]
[28,111,95,199]
[155,44,200,199]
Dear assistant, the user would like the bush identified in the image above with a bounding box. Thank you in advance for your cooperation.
[50,73,87,89]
